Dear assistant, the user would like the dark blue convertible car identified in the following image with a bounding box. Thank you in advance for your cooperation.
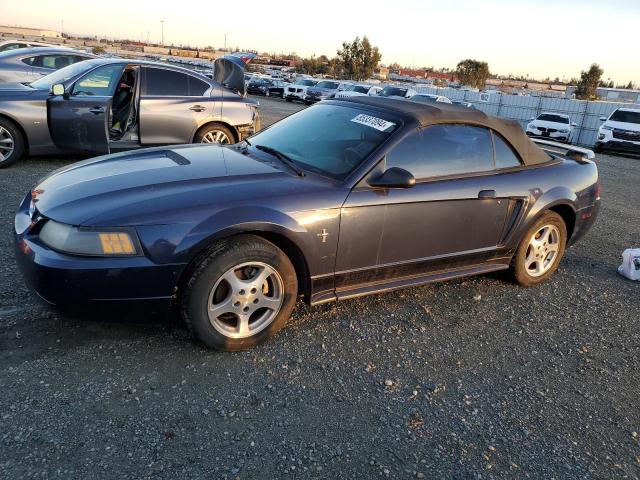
[15,97,600,350]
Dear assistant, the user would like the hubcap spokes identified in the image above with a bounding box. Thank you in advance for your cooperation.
[525,225,560,277]
[207,262,284,338]
[202,130,230,144]
[0,126,15,162]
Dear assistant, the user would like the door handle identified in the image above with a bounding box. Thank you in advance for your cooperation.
[89,107,105,115]
[189,105,206,112]
[478,189,496,199]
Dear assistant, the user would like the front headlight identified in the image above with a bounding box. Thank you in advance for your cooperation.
[601,125,614,131]
[559,129,570,133]
[528,124,537,130]
[39,220,139,256]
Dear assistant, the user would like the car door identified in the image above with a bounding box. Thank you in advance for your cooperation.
[138,67,213,145]
[48,63,124,154]
[335,124,511,291]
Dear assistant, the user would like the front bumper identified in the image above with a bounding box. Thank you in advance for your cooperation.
[14,206,185,309]
[526,130,570,142]
[595,139,640,154]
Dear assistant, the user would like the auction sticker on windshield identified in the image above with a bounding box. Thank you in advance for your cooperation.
[351,114,395,132]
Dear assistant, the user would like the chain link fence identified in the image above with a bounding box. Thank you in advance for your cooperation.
[413,86,640,146]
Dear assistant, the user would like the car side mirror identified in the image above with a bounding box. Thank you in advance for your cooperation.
[528,117,535,121]
[51,84,65,96]
[599,116,607,122]
[368,167,416,189]
[571,122,577,127]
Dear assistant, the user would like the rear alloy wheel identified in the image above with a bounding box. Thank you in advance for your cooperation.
[0,119,25,168]
[195,124,234,145]
[181,235,297,350]
[510,211,567,286]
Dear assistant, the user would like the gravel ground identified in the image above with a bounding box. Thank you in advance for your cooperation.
[1,96,639,479]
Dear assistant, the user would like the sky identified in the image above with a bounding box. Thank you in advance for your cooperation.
[3,0,639,83]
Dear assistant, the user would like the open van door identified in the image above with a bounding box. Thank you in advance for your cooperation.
[213,52,256,97]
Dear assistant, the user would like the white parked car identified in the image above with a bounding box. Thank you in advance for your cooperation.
[335,84,382,98]
[409,94,453,104]
[377,85,417,99]
[595,107,640,155]
[526,113,576,143]
[0,40,57,53]
[284,78,317,103]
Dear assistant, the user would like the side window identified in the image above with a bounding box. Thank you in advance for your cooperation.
[385,129,423,175]
[72,64,123,96]
[492,132,522,169]
[386,125,496,179]
[418,125,493,178]
[188,76,210,96]
[30,55,74,69]
[143,68,189,96]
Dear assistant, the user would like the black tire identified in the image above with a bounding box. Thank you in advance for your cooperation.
[194,124,235,145]
[0,117,25,168]
[510,211,567,286]
[181,235,298,351]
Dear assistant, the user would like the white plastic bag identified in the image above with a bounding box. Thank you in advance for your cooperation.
[618,248,640,281]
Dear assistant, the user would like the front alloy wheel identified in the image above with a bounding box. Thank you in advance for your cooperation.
[0,119,25,168]
[181,235,297,350]
[208,262,284,339]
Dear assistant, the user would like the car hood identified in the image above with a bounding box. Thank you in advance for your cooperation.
[530,120,570,130]
[30,144,325,227]
[602,120,640,132]
[307,87,336,95]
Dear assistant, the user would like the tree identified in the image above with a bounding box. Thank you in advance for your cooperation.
[574,63,603,100]
[455,59,490,89]
[337,36,382,81]
[91,45,106,55]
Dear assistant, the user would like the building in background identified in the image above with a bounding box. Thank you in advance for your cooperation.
[0,25,62,39]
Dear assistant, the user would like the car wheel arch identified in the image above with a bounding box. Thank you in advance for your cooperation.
[192,121,239,143]
[0,113,29,153]
[175,225,313,303]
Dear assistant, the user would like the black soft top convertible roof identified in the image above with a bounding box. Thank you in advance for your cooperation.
[335,96,551,166]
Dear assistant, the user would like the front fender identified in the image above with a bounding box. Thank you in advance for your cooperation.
[137,205,339,277]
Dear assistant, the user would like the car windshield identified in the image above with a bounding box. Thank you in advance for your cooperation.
[316,81,339,89]
[379,86,407,97]
[609,110,640,124]
[296,79,316,86]
[537,114,569,124]
[29,60,96,89]
[247,104,398,180]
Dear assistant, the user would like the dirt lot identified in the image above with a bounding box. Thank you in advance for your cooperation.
[1,96,639,479]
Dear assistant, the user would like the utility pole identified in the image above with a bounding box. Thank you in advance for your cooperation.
[161,20,164,45]
[60,19,64,37]
[224,33,227,51]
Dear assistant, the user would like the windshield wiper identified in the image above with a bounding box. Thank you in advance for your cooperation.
[255,145,305,177]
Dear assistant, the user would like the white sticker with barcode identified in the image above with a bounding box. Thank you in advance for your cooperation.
[351,114,395,132]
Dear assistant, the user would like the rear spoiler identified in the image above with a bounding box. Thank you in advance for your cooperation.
[213,52,256,97]
[533,139,595,161]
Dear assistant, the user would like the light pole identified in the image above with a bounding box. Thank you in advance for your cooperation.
[161,20,164,45]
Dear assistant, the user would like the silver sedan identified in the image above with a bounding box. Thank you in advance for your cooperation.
[0,55,260,167]
[0,47,96,84]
